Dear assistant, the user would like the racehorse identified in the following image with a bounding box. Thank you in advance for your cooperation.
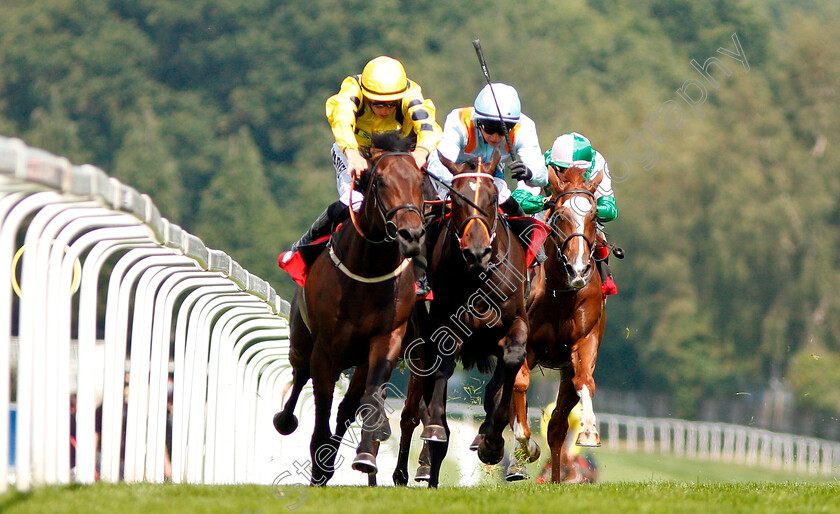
[506,164,606,483]
[273,131,426,485]
[416,148,529,488]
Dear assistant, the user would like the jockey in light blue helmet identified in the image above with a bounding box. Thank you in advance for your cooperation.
[473,82,521,123]
[426,83,547,214]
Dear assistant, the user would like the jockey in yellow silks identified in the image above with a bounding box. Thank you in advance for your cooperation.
[282,56,441,259]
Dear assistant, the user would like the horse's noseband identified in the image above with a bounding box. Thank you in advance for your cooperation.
[546,189,597,281]
[364,151,424,243]
[450,172,498,250]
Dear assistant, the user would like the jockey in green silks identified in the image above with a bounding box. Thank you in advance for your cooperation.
[511,132,619,294]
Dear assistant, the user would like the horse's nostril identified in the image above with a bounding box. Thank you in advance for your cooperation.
[481,247,492,260]
[583,264,592,276]
[399,227,425,243]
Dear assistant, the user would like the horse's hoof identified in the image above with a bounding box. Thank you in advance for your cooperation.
[414,464,431,482]
[527,439,541,463]
[420,424,447,442]
[505,461,530,481]
[273,412,298,435]
[576,430,601,447]
[469,433,483,451]
[477,436,504,465]
[351,452,378,474]
[393,470,409,486]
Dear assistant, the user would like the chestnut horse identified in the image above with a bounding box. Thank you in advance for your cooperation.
[273,132,425,485]
[416,149,529,487]
[506,164,606,483]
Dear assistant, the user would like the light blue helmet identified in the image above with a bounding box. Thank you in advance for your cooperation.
[473,83,521,123]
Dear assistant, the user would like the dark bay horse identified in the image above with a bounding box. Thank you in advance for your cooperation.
[273,132,426,485]
[506,164,606,483]
[415,149,529,487]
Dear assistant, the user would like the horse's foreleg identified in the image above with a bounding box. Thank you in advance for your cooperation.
[548,374,577,483]
[309,355,339,486]
[334,366,368,440]
[478,317,527,466]
[470,362,503,452]
[274,297,313,435]
[393,370,423,486]
[570,332,601,447]
[505,355,540,481]
[420,351,454,488]
[352,329,404,476]
[368,440,381,486]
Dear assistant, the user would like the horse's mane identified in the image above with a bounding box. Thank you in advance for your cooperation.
[370,130,415,153]
[456,156,481,171]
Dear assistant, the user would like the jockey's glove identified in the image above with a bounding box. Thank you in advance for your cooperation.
[508,159,531,181]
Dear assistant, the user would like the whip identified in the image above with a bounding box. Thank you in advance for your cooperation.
[472,39,519,161]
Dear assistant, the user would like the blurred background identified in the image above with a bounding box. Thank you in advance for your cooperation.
[2,0,839,439]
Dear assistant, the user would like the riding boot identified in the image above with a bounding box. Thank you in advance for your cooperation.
[596,256,618,295]
[500,196,527,217]
[290,200,349,254]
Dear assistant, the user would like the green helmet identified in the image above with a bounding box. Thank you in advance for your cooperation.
[544,132,594,169]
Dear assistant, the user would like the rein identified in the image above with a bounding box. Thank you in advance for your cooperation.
[450,171,498,249]
[545,188,598,291]
[333,150,421,283]
[425,170,490,217]
[348,151,424,244]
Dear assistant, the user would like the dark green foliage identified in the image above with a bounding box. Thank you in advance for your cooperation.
[1,0,839,421]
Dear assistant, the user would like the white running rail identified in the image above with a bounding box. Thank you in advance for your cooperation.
[0,135,309,492]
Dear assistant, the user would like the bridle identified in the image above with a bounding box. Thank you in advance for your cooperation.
[348,151,424,244]
[545,188,597,291]
[449,171,498,250]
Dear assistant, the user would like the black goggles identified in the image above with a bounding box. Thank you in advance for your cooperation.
[477,119,517,136]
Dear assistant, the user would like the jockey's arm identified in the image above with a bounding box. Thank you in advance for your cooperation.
[403,83,442,169]
[424,109,469,199]
[325,76,364,156]
[592,151,618,222]
[512,115,548,187]
[511,186,547,215]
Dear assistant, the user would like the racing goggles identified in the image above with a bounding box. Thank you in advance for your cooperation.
[477,119,516,136]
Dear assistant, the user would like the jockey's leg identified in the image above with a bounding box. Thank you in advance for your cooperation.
[500,196,526,217]
[284,143,361,260]
[289,200,349,254]
[594,225,616,294]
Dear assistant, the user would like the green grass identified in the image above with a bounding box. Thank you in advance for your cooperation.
[2,481,839,514]
[2,450,838,513]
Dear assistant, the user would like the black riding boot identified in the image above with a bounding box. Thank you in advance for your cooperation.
[500,196,527,217]
[596,256,611,283]
[290,200,349,253]
[501,196,546,266]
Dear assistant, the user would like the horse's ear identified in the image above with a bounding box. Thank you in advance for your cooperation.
[584,167,604,194]
[439,151,469,175]
[489,147,502,173]
[548,165,566,192]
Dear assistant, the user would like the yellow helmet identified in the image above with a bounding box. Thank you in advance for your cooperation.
[360,56,409,102]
